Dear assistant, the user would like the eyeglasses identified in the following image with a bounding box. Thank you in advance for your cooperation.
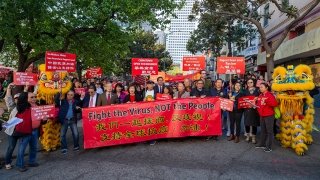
[30,96,36,99]
[89,91,95,94]
[201,73,206,74]
[67,94,74,96]
[248,81,253,84]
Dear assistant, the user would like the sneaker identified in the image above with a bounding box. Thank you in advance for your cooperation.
[149,141,157,145]
[73,147,80,151]
[5,164,12,170]
[18,167,28,172]
[61,149,68,154]
[255,145,266,149]
[27,163,39,167]
[264,148,272,152]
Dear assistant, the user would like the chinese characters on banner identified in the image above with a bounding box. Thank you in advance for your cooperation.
[31,105,56,121]
[13,72,38,86]
[75,88,86,95]
[238,96,256,109]
[217,57,245,74]
[219,98,234,111]
[45,51,76,72]
[82,97,222,149]
[131,58,158,76]
[85,67,103,78]
[182,56,206,71]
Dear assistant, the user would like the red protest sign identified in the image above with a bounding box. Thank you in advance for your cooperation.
[13,72,38,86]
[156,93,172,101]
[217,57,245,74]
[238,96,256,109]
[82,97,222,149]
[131,58,158,76]
[75,88,86,95]
[86,67,103,78]
[220,98,234,111]
[182,56,206,71]
[45,51,76,72]
[31,105,56,121]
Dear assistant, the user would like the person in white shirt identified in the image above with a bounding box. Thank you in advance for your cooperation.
[95,81,103,95]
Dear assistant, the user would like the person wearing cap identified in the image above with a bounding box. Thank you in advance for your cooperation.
[143,80,156,102]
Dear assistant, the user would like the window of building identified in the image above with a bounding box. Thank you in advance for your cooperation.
[264,4,269,27]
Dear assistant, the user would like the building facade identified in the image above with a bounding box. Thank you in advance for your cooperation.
[257,0,320,84]
[166,0,198,65]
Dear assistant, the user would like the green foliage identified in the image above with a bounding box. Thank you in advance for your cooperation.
[0,0,181,73]
[120,30,173,75]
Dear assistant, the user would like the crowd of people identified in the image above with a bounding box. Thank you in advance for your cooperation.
[0,70,281,172]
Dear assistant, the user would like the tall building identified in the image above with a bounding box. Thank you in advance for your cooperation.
[257,0,320,80]
[166,0,198,65]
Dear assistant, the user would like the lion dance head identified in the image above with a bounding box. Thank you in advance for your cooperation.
[272,64,315,155]
[37,64,72,104]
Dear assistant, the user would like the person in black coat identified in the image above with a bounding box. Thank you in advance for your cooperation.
[210,79,228,98]
[124,85,143,103]
[154,77,165,94]
[227,82,244,143]
[81,85,99,108]
[190,80,210,97]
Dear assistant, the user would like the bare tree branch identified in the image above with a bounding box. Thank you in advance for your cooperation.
[270,0,298,19]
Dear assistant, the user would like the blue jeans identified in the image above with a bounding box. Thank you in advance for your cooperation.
[5,135,19,165]
[16,129,39,168]
[61,119,79,150]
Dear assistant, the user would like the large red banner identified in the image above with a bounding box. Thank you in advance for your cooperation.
[82,97,222,149]
[131,58,158,76]
[13,72,38,85]
[217,57,245,74]
[182,56,206,71]
[45,51,76,72]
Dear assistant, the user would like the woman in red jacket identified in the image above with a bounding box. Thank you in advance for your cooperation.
[255,83,278,152]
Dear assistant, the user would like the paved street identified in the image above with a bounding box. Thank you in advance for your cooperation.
[0,109,320,180]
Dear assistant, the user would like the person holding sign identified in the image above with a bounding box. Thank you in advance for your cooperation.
[228,82,244,143]
[55,90,82,154]
[243,79,260,144]
[173,83,190,99]
[255,83,278,153]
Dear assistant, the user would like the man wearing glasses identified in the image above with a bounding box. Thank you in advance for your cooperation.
[81,85,99,108]
[55,90,81,154]
[200,70,213,90]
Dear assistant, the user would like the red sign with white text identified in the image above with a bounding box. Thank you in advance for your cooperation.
[45,51,76,72]
[183,56,206,71]
[131,58,158,76]
[82,98,222,149]
[75,88,86,95]
[238,96,256,109]
[13,72,38,86]
[31,105,56,121]
[220,98,234,111]
[86,67,103,78]
[217,57,245,74]
[156,93,172,100]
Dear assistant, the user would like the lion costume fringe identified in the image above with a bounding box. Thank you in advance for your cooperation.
[37,64,72,151]
[272,65,315,155]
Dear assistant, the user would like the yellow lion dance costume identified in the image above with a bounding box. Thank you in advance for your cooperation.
[272,65,315,155]
[37,64,72,151]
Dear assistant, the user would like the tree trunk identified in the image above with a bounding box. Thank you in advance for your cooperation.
[227,41,232,57]
[17,55,28,72]
[266,53,275,81]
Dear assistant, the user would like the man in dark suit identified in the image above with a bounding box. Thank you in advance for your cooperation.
[154,77,165,94]
[81,85,99,108]
[97,82,119,106]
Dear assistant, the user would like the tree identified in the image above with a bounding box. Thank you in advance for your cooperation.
[190,0,320,79]
[0,0,182,72]
[121,30,173,74]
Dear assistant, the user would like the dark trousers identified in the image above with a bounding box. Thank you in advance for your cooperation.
[245,126,257,135]
[61,118,79,150]
[229,111,243,136]
[259,116,274,149]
